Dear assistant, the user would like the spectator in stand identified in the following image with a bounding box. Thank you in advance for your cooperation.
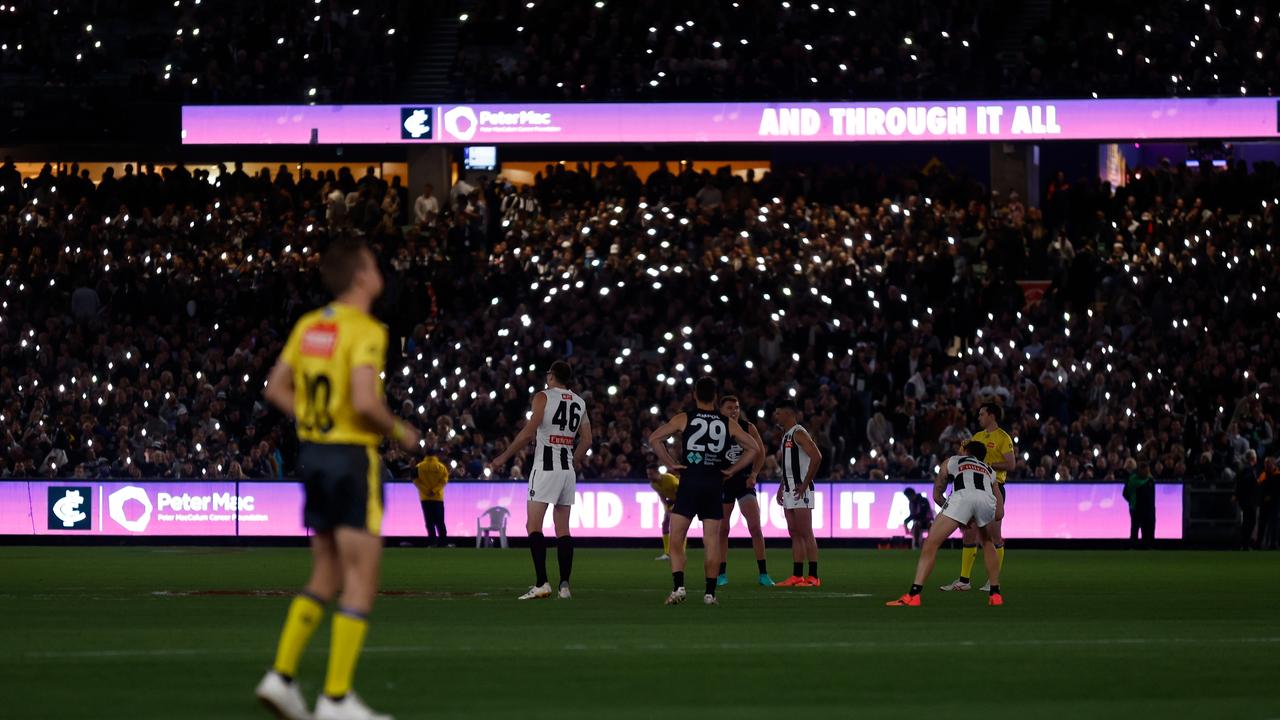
[867,408,894,449]
[414,183,440,227]
[938,413,971,448]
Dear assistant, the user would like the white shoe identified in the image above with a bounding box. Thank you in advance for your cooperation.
[314,692,392,720]
[979,583,992,592]
[655,553,670,561]
[939,579,972,592]
[664,587,688,605]
[255,670,313,720]
[558,582,572,600]
[703,593,719,606]
[518,583,553,600]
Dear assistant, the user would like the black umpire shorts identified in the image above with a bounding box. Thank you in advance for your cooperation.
[673,472,724,521]
[298,442,387,535]
[721,472,756,505]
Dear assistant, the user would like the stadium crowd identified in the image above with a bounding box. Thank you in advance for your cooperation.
[0,0,414,103]
[454,0,991,101]
[455,0,1280,101]
[1021,1,1280,99]
[1,156,1278,514]
[4,0,1278,109]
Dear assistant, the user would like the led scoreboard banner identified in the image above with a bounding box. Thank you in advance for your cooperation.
[181,98,1280,145]
[9,480,1183,540]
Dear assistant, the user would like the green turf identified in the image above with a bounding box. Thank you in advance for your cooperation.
[1,546,1278,719]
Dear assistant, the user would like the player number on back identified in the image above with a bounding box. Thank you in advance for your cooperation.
[686,418,726,453]
[298,373,334,433]
[551,400,581,432]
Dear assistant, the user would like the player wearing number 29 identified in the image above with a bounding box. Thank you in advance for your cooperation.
[257,238,421,720]
[488,360,593,601]
[649,376,760,606]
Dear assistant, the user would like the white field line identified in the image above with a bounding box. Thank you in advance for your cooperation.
[14,636,1280,661]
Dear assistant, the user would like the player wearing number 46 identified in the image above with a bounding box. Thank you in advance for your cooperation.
[488,360,593,602]
[649,376,761,606]
[258,238,421,720]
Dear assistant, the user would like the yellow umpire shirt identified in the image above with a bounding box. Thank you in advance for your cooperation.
[280,303,388,449]
[970,428,1014,483]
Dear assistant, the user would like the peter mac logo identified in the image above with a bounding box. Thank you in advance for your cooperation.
[443,106,478,141]
[109,485,153,532]
[442,106,557,141]
[48,487,91,530]
[400,107,433,140]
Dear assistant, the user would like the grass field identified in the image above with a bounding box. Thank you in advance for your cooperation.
[2,545,1279,720]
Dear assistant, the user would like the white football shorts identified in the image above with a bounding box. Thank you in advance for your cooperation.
[940,488,997,527]
[782,486,815,511]
[528,468,576,506]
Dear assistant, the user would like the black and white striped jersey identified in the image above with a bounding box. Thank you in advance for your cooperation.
[534,388,585,472]
[945,455,996,496]
[779,424,813,491]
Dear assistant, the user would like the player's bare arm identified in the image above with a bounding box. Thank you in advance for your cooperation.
[792,428,822,497]
[932,465,949,508]
[490,391,547,470]
[722,421,760,477]
[572,416,593,470]
[351,365,420,451]
[648,413,689,470]
[263,360,295,419]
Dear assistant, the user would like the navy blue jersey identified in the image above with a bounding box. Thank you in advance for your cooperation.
[680,409,732,474]
[724,418,752,479]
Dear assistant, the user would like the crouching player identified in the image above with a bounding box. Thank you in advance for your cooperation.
[887,441,1004,607]
[649,468,680,560]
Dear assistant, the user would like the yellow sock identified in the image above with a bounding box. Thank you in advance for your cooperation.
[960,546,978,580]
[272,594,324,678]
[323,611,369,698]
[997,545,1005,570]
[662,534,670,554]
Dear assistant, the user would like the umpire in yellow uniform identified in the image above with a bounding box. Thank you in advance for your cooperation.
[414,451,450,546]
[255,237,421,720]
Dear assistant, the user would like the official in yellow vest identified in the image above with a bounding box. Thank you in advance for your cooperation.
[414,452,450,547]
